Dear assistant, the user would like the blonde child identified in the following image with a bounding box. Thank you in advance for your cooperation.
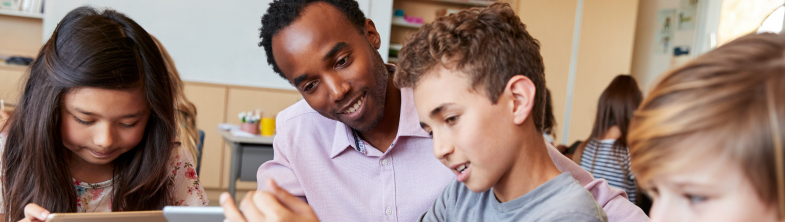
[0,7,208,221]
[628,32,785,222]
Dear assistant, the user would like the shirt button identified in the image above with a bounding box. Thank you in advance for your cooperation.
[382,159,388,165]
[386,208,392,215]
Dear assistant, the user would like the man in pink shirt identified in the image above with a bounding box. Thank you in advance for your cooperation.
[224,1,649,221]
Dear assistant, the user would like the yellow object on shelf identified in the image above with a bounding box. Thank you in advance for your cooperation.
[261,117,276,136]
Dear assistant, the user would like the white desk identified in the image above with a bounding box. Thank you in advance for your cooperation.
[217,127,274,198]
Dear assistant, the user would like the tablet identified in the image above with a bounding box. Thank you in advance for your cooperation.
[45,211,166,222]
[163,206,225,222]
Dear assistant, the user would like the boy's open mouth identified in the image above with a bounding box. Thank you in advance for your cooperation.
[451,162,471,182]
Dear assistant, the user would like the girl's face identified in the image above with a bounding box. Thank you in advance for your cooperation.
[645,157,779,222]
[60,87,150,167]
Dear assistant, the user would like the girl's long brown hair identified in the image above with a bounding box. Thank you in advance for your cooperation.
[150,35,200,165]
[2,7,176,221]
[584,75,642,185]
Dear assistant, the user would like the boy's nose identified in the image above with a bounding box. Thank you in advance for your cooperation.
[432,133,454,160]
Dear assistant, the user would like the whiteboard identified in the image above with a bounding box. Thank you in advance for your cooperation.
[43,0,392,90]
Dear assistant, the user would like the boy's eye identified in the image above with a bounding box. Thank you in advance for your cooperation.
[445,116,458,125]
[685,194,708,204]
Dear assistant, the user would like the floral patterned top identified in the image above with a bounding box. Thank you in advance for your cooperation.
[0,133,209,213]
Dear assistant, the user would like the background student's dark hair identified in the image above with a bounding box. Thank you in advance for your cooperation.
[259,0,367,79]
[574,75,642,166]
[543,89,556,139]
[587,75,642,155]
[2,7,175,221]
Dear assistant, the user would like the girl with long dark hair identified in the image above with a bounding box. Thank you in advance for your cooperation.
[0,7,207,221]
[572,75,643,203]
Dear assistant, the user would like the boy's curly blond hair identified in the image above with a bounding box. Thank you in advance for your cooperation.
[394,3,547,132]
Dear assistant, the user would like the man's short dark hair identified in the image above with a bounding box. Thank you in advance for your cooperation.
[259,0,367,80]
[394,3,547,132]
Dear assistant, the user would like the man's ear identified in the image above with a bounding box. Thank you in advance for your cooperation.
[506,75,536,125]
[364,19,381,49]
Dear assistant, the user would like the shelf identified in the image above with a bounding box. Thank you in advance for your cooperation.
[0,8,42,19]
[390,43,403,51]
[392,20,422,29]
[388,57,399,63]
[0,61,29,72]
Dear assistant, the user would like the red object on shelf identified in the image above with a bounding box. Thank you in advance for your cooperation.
[240,122,260,135]
[405,15,423,24]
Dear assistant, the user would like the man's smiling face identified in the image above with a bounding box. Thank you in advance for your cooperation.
[271,2,389,131]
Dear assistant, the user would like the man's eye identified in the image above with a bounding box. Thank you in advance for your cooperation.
[303,82,317,91]
[337,58,347,66]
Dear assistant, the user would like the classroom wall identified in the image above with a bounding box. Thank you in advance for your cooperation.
[566,0,639,144]
[182,82,301,190]
[515,0,639,144]
[516,1,577,143]
[0,14,42,57]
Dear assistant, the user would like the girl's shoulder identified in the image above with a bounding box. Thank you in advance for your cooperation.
[167,142,208,206]
[168,143,196,172]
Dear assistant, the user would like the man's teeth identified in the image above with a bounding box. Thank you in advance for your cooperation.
[457,164,468,173]
[344,97,364,114]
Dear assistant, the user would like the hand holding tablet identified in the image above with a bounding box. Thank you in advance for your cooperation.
[221,179,319,222]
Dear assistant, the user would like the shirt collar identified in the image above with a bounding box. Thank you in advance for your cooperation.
[329,65,431,159]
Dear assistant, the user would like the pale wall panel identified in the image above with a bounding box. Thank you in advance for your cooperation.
[517,0,577,143]
[567,0,639,143]
[0,15,43,57]
[0,67,25,105]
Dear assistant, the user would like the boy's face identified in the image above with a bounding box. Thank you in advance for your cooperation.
[644,157,778,222]
[414,66,522,193]
[271,3,390,131]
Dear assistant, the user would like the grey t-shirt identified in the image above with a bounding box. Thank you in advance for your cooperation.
[419,172,608,222]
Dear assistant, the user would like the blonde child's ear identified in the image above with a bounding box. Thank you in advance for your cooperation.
[506,75,536,125]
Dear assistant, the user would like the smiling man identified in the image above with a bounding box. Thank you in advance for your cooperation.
[255,1,453,221]
[250,1,648,222]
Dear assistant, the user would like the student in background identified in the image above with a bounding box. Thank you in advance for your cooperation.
[150,35,201,167]
[628,33,785,222]
[571,75,642,203]
[0,7,207,222]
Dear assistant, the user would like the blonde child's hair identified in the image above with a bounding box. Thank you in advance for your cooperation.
[150,35,200,165]
[628,32,785,218]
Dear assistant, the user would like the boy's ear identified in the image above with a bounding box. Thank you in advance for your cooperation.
[506,75,536,125]
[364,19,381,49]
